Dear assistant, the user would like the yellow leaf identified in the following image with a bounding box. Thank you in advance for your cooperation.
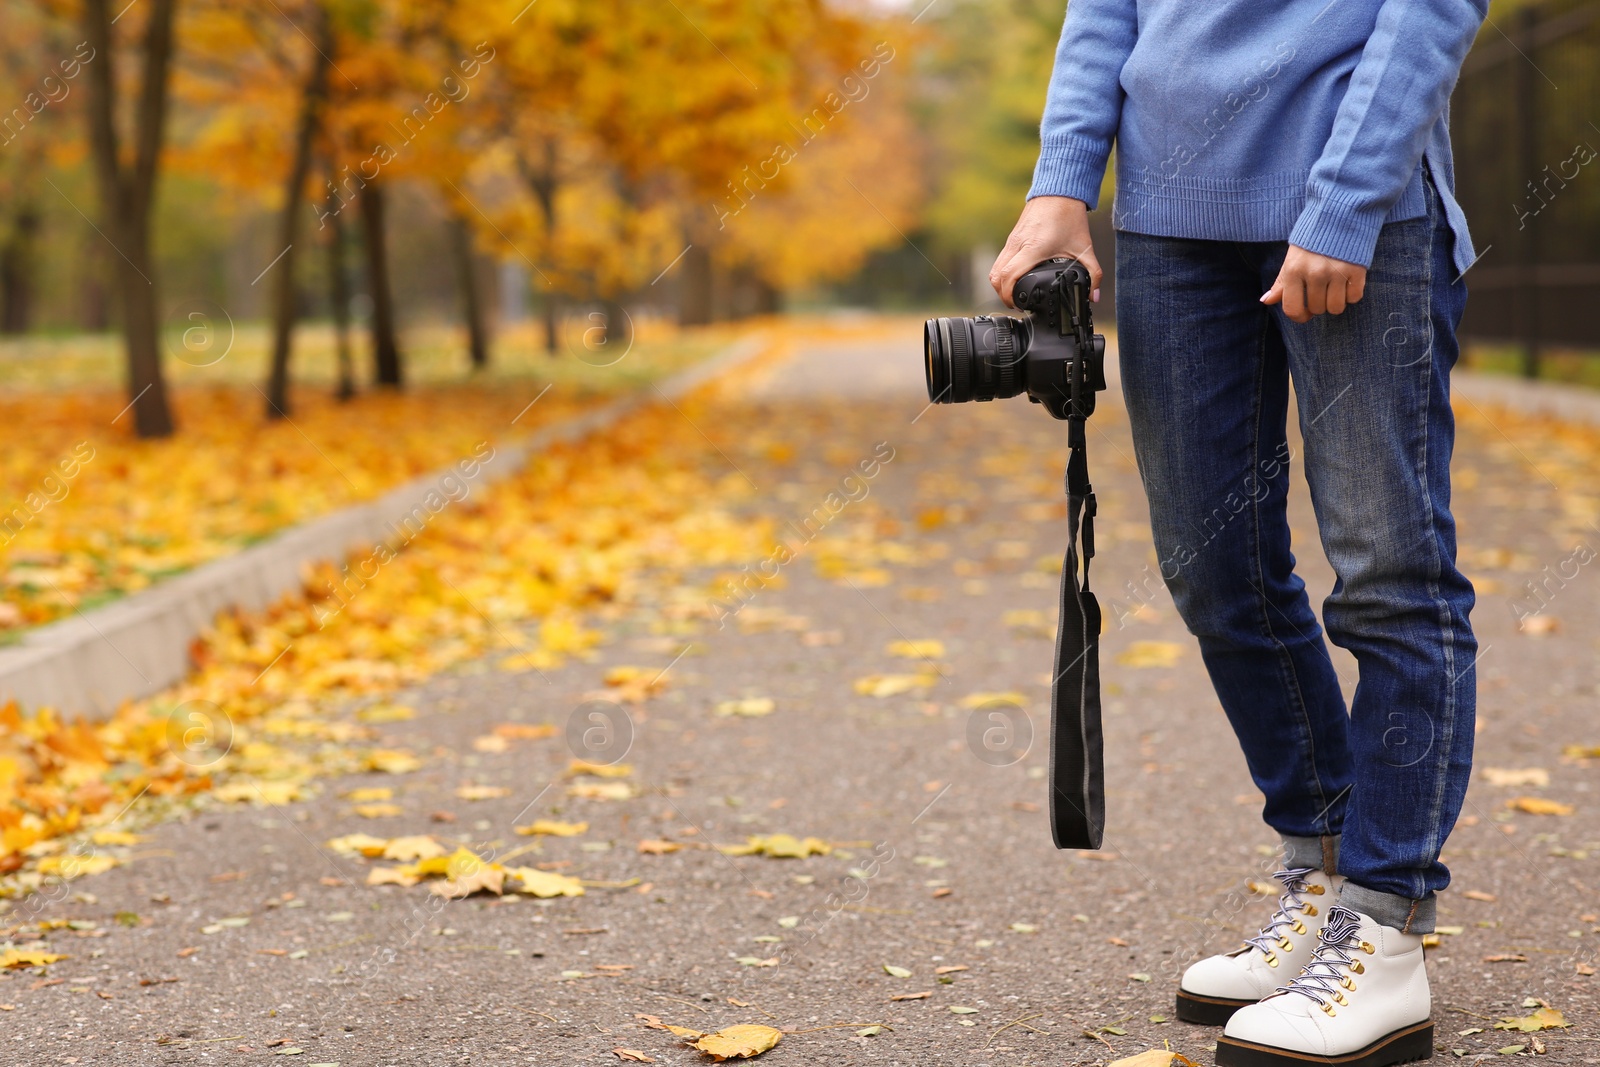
[568,781,636,801]
[212,779,305,805]
[688,1024,783,1061]
[493,723,558,740]
[1507,796,1573,816]
[1494,1008,1569,1032]
[714,698,776,718]
[1482,768,1549,788]
[719,833,830,858]
[1116,641,1185,668]
[958,691,1027,709]
[381,835,446,861]
[473,734,511,753]
[499,649,562,673]
[852,673,934,698]
[1107,1053,1179,1067]
[356,703,416,723]
[1519,615,1559,636]
[0,949,67,969]
[342,787,394,802]
[886,639,944,659]
[638,839,682,855]
[567,760,633,779]
[89,830,143,846]
[325,833,391,857]
[36,854,117,879]
[366,750,422,775]
[430,862,505,898]
[455,785,511,801]
[353,803,404,819]
[366,865,420,887]
[515,820,588,837]
[508,867,586,898]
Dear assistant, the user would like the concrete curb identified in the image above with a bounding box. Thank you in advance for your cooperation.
[0,333,771,720]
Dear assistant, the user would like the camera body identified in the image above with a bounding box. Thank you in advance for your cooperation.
[924,258,1107,421]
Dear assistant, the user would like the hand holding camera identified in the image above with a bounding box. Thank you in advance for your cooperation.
[988,195,1103,308]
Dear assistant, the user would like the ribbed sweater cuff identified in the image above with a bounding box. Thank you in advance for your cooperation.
[1287,189,1390,269]
[1028,141,1110,209]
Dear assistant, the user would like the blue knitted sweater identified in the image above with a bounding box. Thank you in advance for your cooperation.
[1027,0,1488,274]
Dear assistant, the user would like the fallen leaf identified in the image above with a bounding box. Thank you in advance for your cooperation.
[1495,1008,1568,1032]
[89,830,143,846]
[1484,954,1528,963]
[454,785,511,801]
[494,723,557,740]
[714,698,776,718]
[1482,768,1550,788]
[1518,615,1558,636]
[516,820,588,837]
[883,964,912,978]
[365,750,422,775]
[886,639,944,659]
[366,866,420,887]
[716,833,830,858]
[1506,796,1573,816]
[686,1023,782,1061]
[508,867,585,898]
[567,759,634,779]
[934,965,967,974]
[325,832,391,857]
[852,673,937,698]
[354,801,405,818]
[1116,641,1184,668]
[430,862,505,898]
[949,1006,979,1014]
[568,781,637,801]
[638,840,682,855]
[36,855,118,880]
[1108,1053,1180,1067]
[382,836,446,861]
[612,1051,655,1063]
[1464,890,1498,902]
[957,691,1027,709]
[890,991,931,1001]
[1,950,67,969]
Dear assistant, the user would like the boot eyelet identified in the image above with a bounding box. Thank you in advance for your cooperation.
[1334,992,1347,1005]
[1265,954,1279,968]
[1290,920,1306,935]
[1360,941,1376,955]
[1278,936,1293,951]
[1352,961,1365,974]
[1320,1003,1336,1016]
[1309,885,1325,895]
[1302,904,1318,917]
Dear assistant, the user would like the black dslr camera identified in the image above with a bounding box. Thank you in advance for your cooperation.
[923,258,1106,420]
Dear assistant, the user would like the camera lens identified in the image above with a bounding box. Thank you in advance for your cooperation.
[924,315,1030,405]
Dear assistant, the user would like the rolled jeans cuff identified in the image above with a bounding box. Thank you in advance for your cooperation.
[1340,881,1436,934]
[1281,833,1341,875]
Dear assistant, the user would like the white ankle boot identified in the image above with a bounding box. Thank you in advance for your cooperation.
[1176,867,1340,1025]
[1217,904,1433,1067]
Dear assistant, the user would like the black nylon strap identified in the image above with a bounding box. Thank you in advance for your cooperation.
[1048,413,1105,850]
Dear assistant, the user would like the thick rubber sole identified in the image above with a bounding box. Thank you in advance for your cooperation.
[1175,989,1253,1026]
[1215,1020,1434,1067]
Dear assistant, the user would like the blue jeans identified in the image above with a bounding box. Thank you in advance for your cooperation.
[1114,174,1475,934]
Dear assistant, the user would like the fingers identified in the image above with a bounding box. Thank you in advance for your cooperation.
[1325,275,1347,316]
[1305,271,1328,317]
[1260,278,1283,307]
[1344,266,1367,305]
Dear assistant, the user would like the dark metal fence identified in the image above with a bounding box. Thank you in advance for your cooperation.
[1452,0,1600,370]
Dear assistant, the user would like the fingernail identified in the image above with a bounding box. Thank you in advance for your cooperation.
[1260,292,1270,302]
[1091,288,1101,303]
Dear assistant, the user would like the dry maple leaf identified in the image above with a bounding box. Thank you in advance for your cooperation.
[366,866,419,888]
[382,836,446,861]
[612,1050,655,1063]
[1507,796,1574,816]
[714,698,776,718]
[326,833,391,857]
[637,839,682,855]
[507,867,585,898]
[515,820,588,837]
[431,863,505,898]
[886,639,944,659]
[1116,640,1185,668]
[567,759,633,779]
[1495,1007,1569,1032]
[365,750,422,775]
[682,1024,782,1061]
[0,950,67,969]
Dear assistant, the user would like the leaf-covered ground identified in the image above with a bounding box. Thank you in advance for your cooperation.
[1,321,1598,1065]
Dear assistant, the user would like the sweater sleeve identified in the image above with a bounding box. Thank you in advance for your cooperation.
[1027,0,1139,208]
[1288,0,1488,267]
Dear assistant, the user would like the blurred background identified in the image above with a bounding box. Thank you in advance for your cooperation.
[0,0,1597,642]
[1,0,1597,424]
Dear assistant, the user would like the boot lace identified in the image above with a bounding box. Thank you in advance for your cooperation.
[1241,867,1320,962]
[1277,904,1374,1014]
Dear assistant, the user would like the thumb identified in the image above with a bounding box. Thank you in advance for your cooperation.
[1260,278,1283,306]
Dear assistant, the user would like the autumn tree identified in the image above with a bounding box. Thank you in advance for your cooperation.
[83,0,180,438]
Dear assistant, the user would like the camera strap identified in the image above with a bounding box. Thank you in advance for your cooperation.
[1049,413,1105,850]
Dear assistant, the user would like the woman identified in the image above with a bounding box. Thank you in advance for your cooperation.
[989,2,1487,1065]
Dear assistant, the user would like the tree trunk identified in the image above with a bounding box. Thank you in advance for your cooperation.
[325,174,355,401]
[264,4,333,419]
[83,0,179,438]
[678,244,714,326]
[519,138,559,354]
[360,183,403,388]
[449,213,488,370]
[0,204,40,335]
